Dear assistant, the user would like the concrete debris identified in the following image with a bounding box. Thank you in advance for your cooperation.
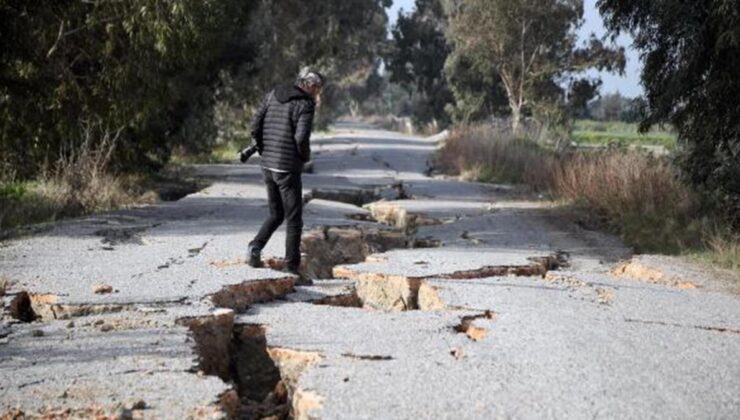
[364,201,442,231]
[209,277,295,313]
[611,257,700,289]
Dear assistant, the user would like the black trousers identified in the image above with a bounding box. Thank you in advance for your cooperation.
[251,168,303,269]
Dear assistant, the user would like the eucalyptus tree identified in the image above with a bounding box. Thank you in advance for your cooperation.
[447,0,624,133]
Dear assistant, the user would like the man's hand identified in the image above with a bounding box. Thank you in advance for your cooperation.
[239,145,258,163]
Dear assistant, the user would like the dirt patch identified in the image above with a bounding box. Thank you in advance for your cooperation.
[611,259,699,289]
[454,310,496,342]
[364,201,443,231]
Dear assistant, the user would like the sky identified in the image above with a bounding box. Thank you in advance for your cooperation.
[386,0,643,97]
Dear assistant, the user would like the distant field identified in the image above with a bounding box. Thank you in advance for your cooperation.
[572,120,677,149]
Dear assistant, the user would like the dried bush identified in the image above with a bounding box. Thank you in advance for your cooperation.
[436,124,559,191]
[39,125,135,216]
[436,123,711,253]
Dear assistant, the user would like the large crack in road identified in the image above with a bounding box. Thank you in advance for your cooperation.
[2,125,740,419]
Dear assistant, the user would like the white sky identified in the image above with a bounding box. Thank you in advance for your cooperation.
[386,0,643,97]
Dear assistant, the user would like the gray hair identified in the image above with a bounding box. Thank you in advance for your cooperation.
[296,67,326,89]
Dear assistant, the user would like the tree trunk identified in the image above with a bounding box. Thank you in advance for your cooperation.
[510,103,522,135]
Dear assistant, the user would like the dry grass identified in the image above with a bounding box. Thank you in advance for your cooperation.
[46,129,139,211]
[435,125,558,191]
[554,150,695,218]
[437,123,738,258]
[552,150,704,253]
[0,275,10,296]
[697,230,740,274]
[1,128,159,233]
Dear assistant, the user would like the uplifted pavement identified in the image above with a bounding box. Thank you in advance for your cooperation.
[2,122,739,419]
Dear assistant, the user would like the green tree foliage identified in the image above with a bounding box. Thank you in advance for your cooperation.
[215,0,391,134]
[0,0,391,178]
[443,44,510,124]
[447,0,625,133]
[386,0,454,127]
[0,0,254,177]
[567,78,602,119]
[598,0,740,223]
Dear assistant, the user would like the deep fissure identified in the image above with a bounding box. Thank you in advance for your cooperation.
[178,312,305,420]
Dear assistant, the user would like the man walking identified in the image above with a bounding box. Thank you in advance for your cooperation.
[245,69,325,284]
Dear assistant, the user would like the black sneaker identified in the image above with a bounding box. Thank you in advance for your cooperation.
[285,267,313,286]
[247,244,263,268]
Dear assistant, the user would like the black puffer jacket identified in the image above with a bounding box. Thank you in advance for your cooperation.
[250,85,315,172]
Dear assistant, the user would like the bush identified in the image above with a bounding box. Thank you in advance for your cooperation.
[435,125,558,191]
[553,150,702,252]
[0,127,147,232]
[554,150,695,220]
[436,123,736,256]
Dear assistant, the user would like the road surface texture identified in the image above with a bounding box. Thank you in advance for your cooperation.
[2,123,739,419]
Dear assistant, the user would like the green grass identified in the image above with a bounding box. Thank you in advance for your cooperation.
[694,249,740,274]
[0,171,202,235]
[572,119,677,149]
[691,229,740,275]
[170,141,243,165]
[0,182,29,200]
[1,180,78,231]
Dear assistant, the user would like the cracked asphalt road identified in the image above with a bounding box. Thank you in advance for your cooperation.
[1,122,739,419]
